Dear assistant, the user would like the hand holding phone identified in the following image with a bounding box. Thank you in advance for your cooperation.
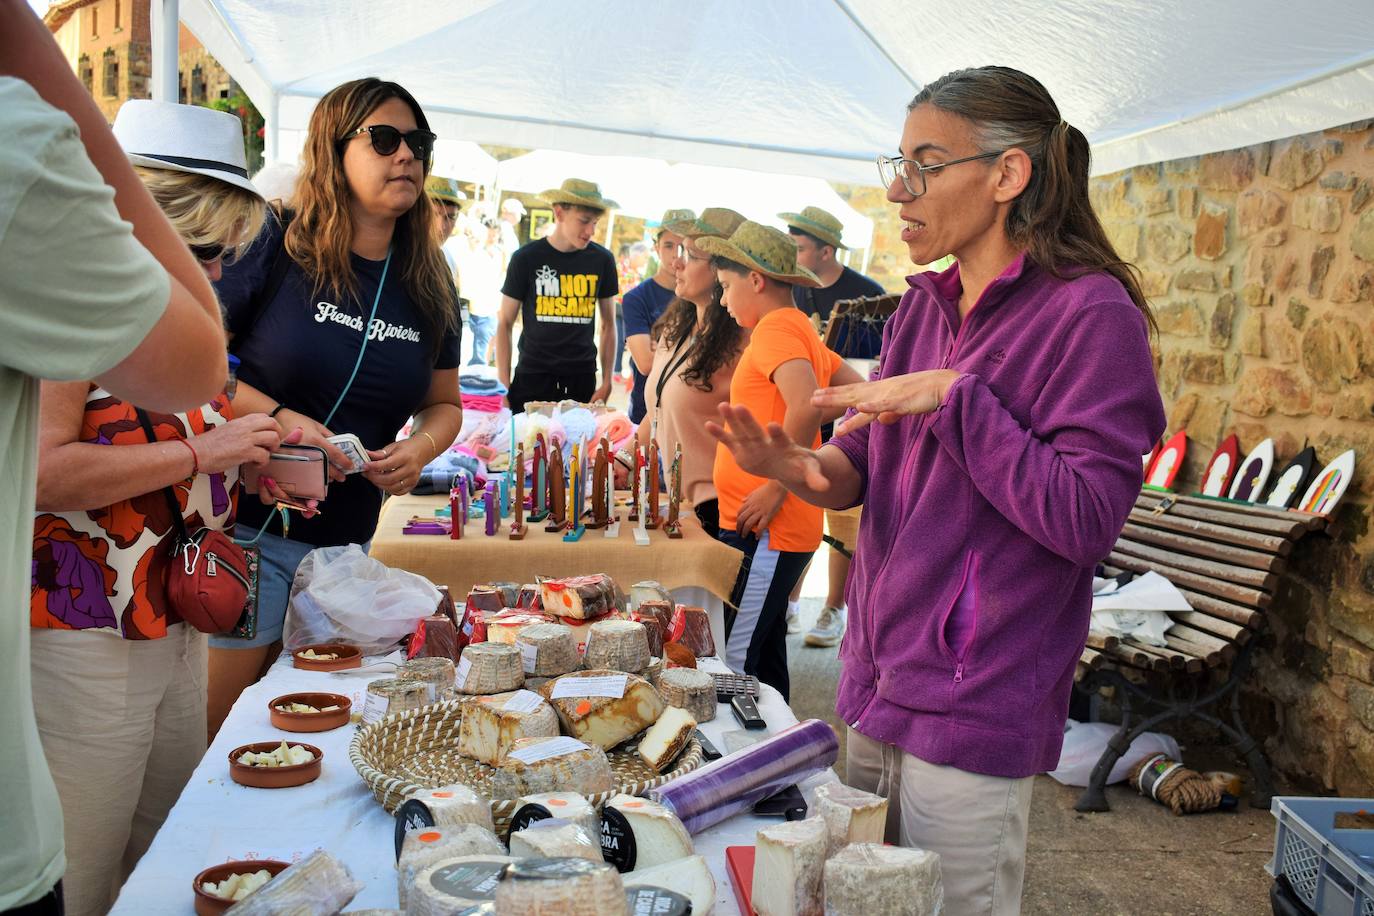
[327,433,368,474]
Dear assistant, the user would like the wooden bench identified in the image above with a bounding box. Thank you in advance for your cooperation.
[1073,488,1329,812]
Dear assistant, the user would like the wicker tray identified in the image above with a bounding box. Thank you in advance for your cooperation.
[349,699,703,833]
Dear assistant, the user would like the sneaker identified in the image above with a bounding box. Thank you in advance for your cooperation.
[804,606,845,647]
[785,603,803,635]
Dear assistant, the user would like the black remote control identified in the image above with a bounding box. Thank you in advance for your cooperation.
[730,693,766,730]
[693,729,723,761]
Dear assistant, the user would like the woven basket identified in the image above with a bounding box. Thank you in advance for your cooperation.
[348,699,703,834]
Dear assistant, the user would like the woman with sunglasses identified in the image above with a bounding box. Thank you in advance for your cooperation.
[207,78,462,735]
[709,67,1165,914]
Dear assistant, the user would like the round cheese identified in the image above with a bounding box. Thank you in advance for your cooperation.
[489,737,615,799]
[407,855,515,916]
[406,784,494,832]
[456,690,559,765]
[599,793,694,873]
[456,643,524,695]
[508,818,601,861]
[655,667,716,723]
[397,657,456,703]
[582,620,651,673]
[362,678,430,725]
[493,857,628,916]
[538,670,664,750]
[515,623,581,677]
[509,791,600,843]
[397,824,505,908]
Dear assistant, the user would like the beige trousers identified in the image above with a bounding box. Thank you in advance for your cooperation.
[846,727,1035,916]
[30,624,207,916]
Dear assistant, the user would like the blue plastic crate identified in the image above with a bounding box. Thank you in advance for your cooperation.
[1268,796,1374,916]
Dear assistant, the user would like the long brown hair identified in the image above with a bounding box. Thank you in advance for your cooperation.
[650,282,745,392]
[286,78,456,350]
[910,66,1156,333]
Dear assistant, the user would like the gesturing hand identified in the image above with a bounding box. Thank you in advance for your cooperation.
[705,403,829,493]
[812,369,960,436]
[364,436,430,497]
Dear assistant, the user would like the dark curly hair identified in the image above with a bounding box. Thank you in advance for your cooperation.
[649,281,745,393]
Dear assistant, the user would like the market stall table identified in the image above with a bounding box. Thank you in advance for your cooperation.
[112,654,833,914]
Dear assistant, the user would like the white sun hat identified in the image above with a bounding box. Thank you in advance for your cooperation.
[112,99,261,198]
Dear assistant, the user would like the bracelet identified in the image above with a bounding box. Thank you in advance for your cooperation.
[415,431,439,459]
[173,437,200,476]
[269,403,288,419]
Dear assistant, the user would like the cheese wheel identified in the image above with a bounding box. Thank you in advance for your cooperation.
[582,619,651,673]
[397,824,504,908]
[456,643,524,695]
[599,793,694,873]
[623,854,715,916]
[539,669,664,750]
[407,855,515,916]
[363,678,431,725]
[515,624,581,677]
[397,657,456,703]
[814,782,889,856]
[823,843,943,916]
[753,817,828,916]
[457,690,559,765]
[406,784,495,832]
[655,668,716,723]
[493,857,628,916]
[637,706,695,773]
[508,818,602,861]
[540,574,620,620]
[510,792,600,843]
[489,737,615,799]
[640,656,662,688]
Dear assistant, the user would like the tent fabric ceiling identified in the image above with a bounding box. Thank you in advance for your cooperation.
[182,0,1374,184]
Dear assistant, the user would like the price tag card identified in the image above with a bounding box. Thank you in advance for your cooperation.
[507,736,590,765]
[550,674,627,700]
[503,690,545,713]
[519,642,539,674]
[456,655,473,685]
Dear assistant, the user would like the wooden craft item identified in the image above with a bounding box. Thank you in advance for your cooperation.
[530,434,549,521]
[498,473,510,519]
[1299,449,1356,515]
[563,441,585,541]
[484,480,500,536]
[1227,438,1274,502]
[647,440,662,528]
[1199,433,1240,498]
[601,438,620,538]
[544,448,566,532]
[1143,438,1162,473]
[587,440,609,529]
[634,463,651,546]
[1145,430,1187,490]
[1265,446,1316,509]
[449,484,463,541]
[665,442,683,539]
[509,444,527,540]
[628,442,642,522]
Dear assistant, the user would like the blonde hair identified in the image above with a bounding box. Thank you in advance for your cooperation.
[134,166,266,259]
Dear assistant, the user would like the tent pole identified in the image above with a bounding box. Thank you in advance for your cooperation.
[150,0,179,103]
[264,91,280,164]
[861,247,872,275]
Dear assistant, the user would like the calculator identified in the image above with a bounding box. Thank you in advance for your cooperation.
[712,672,761,703]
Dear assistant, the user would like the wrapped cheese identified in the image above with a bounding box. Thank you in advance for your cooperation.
[465,585,506,614]
[404,784,495,832]
[493,857,628,916]
[508,792,600,843]
[673,605,715,657]
[631,600,672,657]
[581,619,651,673]
[507,818,601,861]
[539,670,664,750]
[655,668,716,722]
[456,643,524,695]
[540,574,622,620]
[409,614,461,663]
[599,793,694,873]
[457,690,559,765]
[406,855,514,916]
[516,584,542,610]
[489,737,615,799]
[397,825,505,908]
[222,850,361,915]
[823,843,943,916]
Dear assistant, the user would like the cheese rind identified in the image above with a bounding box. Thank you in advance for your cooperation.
[813,782,889,856]
[623,854,715,916]
[508,818,602,861]
[753,817,828,916]
[493,857,628,916]
[456,691,559,765]
[637,706,695,772]
[655,668,716,722]
[515,623,581,676]
[601,793,694,871]
[539,669,664,750]
[489,737,615,799]
[582,619,651,673]
[822,843,943,916]
[406,854,515,916]
[407,784,495,832]
[456,643,524,695]
[512,792,600,841]
[397,824,505,908]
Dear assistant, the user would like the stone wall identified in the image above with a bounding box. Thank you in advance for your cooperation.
[1090,121,1374,793]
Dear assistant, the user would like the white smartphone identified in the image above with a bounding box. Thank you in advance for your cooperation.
[327,433,368,474]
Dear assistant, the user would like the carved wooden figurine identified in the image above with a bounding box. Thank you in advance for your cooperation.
[665,442,684,539]
[628,442,642,522]
[587,440,609,529]
[646,440,661,529]
[544,446,566,532]
[529,434,549,522]
[509,443,527,540]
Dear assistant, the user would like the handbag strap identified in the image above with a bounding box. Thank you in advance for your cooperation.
[134,408,192,546]
[230,204,296,349]
[323,245,393,427]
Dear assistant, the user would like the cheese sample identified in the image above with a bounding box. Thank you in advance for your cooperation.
[220,850,361,915]
[582,619,651,673]
[406,855,514,916]
[456,642,524,695]
[813,782,889,856]
[753,817,828,916]
[600,794,694,872]
[623,854,715,916]
[202,868,273,901]
[457,690,559,765]
[508,818,602,861]
[235,740,314,768]
[823,843,942,916]
[510,792,600,842]
[539,670,664,750]
[406,784,495,832]
[363,678,431,724]
[540,574,621,620]
[489,737,615,799]
[493,857,628,916]
[655,667,716,722]
[515,624,581,676]
[397,825,505,908]
[637,706,695,772]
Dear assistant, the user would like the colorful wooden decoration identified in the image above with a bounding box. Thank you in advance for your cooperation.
[646,440,662,529]
[587,440,609,530]
[628,443,642,523]
[509,444,527,540]
[544,448,566,532]
[664,442,683,539]
[529,434,549,522]
[1143,437,1162,474]
[1199,433,1240,498]
[1145,430,1187,490]
[1227,438,1274,502]
[633,462,651,546]
[449,482,464,540]
[600,438,621,538]
[563,440,585,541]
[484,480,500,536]
[1265,446,1317,509]
[1299,449,1356,515]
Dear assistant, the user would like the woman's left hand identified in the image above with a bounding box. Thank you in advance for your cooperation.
[813,369,961,436]
[364,436,431,496]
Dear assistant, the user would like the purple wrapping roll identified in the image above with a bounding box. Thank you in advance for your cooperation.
[647,718,838,834]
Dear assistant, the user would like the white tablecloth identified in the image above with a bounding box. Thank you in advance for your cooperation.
[112,654,834,914]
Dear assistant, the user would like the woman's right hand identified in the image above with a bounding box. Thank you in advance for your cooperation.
[189,414,282,474]
[705,403,830,493]
[273,408,350,482]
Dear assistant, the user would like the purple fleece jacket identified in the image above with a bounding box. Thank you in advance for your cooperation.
[828,254,1165,778]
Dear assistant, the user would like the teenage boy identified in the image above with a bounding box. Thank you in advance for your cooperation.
[497,179,619,412]
[780,206,885,324]
[622,208,693,422]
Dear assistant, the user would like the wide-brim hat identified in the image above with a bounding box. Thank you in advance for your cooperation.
[425,175,466,205]
[778,205,848,250]
[656,208,696,234]
[112,99,261,198]
[694,220,820,287]
[665,206,747,240]
[540,178,619,212]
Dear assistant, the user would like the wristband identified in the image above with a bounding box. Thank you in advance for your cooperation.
[174,437,200,476]
[269,403,288,419]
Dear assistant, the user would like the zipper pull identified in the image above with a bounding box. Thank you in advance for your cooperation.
[953,662,964,684]
[206,554,217,577]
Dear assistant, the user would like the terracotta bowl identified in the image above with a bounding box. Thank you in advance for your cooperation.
[268,692,352,732]
[228,741,323,788]
[291,643,362,671]
[192,859,289,916]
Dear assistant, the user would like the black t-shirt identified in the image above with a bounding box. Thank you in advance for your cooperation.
[501,238,618,375]
[218,216,461,547]
[791,265,886,323]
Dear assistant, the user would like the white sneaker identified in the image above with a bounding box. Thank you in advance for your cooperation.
[804,606,845,647]
[785,603,803,635]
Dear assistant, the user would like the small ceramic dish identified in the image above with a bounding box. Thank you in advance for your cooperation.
[291,643,362,671]
[268,692,352,732]
[228,741,322,788]
[192,859,289,915]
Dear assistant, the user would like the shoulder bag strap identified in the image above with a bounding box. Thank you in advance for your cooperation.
[134,408,192,547]
[231,204,296,353]
[654,333,695,407]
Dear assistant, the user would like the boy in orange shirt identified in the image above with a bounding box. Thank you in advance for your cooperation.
[698,222,855,699]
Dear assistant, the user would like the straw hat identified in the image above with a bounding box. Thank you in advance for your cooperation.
[665,207,747,240]
[539,178,619,212]
[112,99,261,197]
[694,221,820,287]
[778,205,848,250]
[425,175,466,205]
[657,208,696,233]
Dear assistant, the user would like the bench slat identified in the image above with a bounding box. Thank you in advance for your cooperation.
[1161,633,1222,668]
[1166,492,1329,531]
[1136,493,1312,538]
[1106,551,1271,609]
[1127,507,1292,555]
[1170,623,1237,660]
[1129,641,1186,670]
[1121,522,1284,573]
[1113,538,1277,591]
[1170,610,1251,644]
[1174,587,1264,628]
[1085,631,1119,651]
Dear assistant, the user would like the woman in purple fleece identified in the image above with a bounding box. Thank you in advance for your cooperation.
[708,67,1166,914]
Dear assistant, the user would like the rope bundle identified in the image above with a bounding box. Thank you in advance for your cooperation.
[1128,753,1223,815]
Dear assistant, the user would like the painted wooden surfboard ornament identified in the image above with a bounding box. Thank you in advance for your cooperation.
[1200,434,1240,497]
[1145,430,1187,490]
[1298,449,1356,515]
[1264,446,1317,509]
[1143,439,1162,473]
[1227,438,1274,502]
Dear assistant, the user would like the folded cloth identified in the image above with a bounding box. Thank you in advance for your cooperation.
[462,393,504,413]
[594,411,634,450]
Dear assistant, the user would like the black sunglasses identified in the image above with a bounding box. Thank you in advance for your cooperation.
[189,243,226,263]
[339,124,436,160]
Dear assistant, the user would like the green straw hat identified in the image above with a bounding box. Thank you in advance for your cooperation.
[694,220,820,287]
[539,178,619,212]
[665,206,747,240]
[657,208,696,233]
[778,205,848,250]
[425,175,466,206]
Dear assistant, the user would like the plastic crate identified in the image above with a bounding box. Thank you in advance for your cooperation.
[1268,797,1374,916]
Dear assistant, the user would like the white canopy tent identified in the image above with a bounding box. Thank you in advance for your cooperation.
[175,0,1374,183]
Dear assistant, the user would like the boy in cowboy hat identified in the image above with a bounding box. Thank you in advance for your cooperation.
[779,205,885,324]
[622,208,694,423]
[497,178,620,411]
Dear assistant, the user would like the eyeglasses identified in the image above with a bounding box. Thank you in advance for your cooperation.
[189,243,226,264]
[673,243,710,262]
[876,150,1005,197]
[340,124,436,161]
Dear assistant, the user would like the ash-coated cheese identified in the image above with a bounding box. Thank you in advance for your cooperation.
[397,824,504,908]
[406,855,515,916]
[515,623,581,676]
[600,794,694,872]
[823,843,942,916]
[456,642,524,695]
[655,667,716,722]
[508,818,602,861]
[539,669,664,750]
[488,737,615,799]
[623,854,716,916]
[457,690,559,765]
[753,817,828,916]
[582,619,651,673]
[406,784,495,832]
[814,782,889,856]
[511,792,600,842]
[493,856,628,916]
[636,706,695,773]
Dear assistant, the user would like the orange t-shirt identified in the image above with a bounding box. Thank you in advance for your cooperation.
[713,307,842,552]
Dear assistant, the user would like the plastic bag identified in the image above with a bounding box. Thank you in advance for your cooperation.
[283,544,439,655]
[1047,719,1182,787]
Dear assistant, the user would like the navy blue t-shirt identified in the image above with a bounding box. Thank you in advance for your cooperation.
[620,277,676,422]
[791,265,885,323]
[218,216,461,547]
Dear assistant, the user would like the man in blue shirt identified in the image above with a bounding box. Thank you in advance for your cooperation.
[622,208,694,422]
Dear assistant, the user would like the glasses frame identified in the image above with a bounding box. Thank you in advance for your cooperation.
[339,124,437,161]
[189,242,226,264]
[877,150,1006,197]
[673,243,711,263]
